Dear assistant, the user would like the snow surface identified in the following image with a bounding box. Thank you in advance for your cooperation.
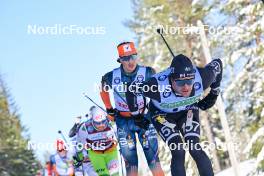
[215,159,257,176]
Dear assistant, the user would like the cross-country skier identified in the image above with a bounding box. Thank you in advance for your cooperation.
[69,106,97,176]
[75,107,119,176]
[100,41,164,176]
[125,54,223,176]
[48,139,74,176]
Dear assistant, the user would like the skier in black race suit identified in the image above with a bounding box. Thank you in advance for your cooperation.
[125,54,223,176]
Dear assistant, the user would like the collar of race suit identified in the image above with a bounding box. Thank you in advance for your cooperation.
[120,64,139,77]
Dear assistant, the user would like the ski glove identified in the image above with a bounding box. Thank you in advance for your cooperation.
[133,114,150,130]
[68,123,79,138]
[73,156,83,168]
[106,108,118,117]
[209,59,223,91]
[198,90,219,110]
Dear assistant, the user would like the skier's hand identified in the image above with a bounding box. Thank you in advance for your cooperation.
[198,90,218,110]
[107,108,118,116]
[68,123,79,138]
[210,59,223,91]
[73,156,82,168]
[133,114,150,130]
[106,108,118,121]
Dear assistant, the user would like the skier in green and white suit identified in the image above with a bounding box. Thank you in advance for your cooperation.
[76,107,119,176]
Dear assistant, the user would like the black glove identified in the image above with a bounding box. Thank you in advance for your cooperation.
[133,114,150,130]
[198,90,219,110]
[68,123,79,138]
[210,59,223,90]
[73,156,82,168]
[106,108,118,117]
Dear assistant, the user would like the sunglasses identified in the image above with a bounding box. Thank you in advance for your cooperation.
[174,79,194,87]
[93,120,108,127]
[119,54,138,62]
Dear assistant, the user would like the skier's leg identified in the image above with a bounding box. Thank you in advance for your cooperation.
[179,110,214,176]
[138,123,164,176]
[116,116,138,176]
[82,161,98,176]
[151,113,186,176]
[105,148,119,176]
[88,150,110,176]
[74,165,85,176]
[185,136,214,176]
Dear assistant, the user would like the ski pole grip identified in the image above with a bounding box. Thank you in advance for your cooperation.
[156,28,163,34]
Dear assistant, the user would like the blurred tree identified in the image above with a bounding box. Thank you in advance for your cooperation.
[210,0,264,174]
[127,0,264,175]
[0,75,40,176]
[127,0,221,175]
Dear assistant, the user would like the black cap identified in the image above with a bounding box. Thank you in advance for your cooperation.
[170,54,195,80]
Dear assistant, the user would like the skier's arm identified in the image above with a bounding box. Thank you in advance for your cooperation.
[76,123,89,149]
[72,123,86,167]
[142,77,161,101]
[146,66,156,78]
[126,77,161,112]
[143,66,161,101]
[197,59,223,110]
[49,155,58,176]
[68,118,81,138]
[47,158,53,176]
[100,72,113,109]
[100,72,115,120]
[197,59,223,90]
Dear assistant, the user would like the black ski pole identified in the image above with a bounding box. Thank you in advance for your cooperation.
[58,130,70,149]
[83,93,107,113]
[157,28,175,58]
